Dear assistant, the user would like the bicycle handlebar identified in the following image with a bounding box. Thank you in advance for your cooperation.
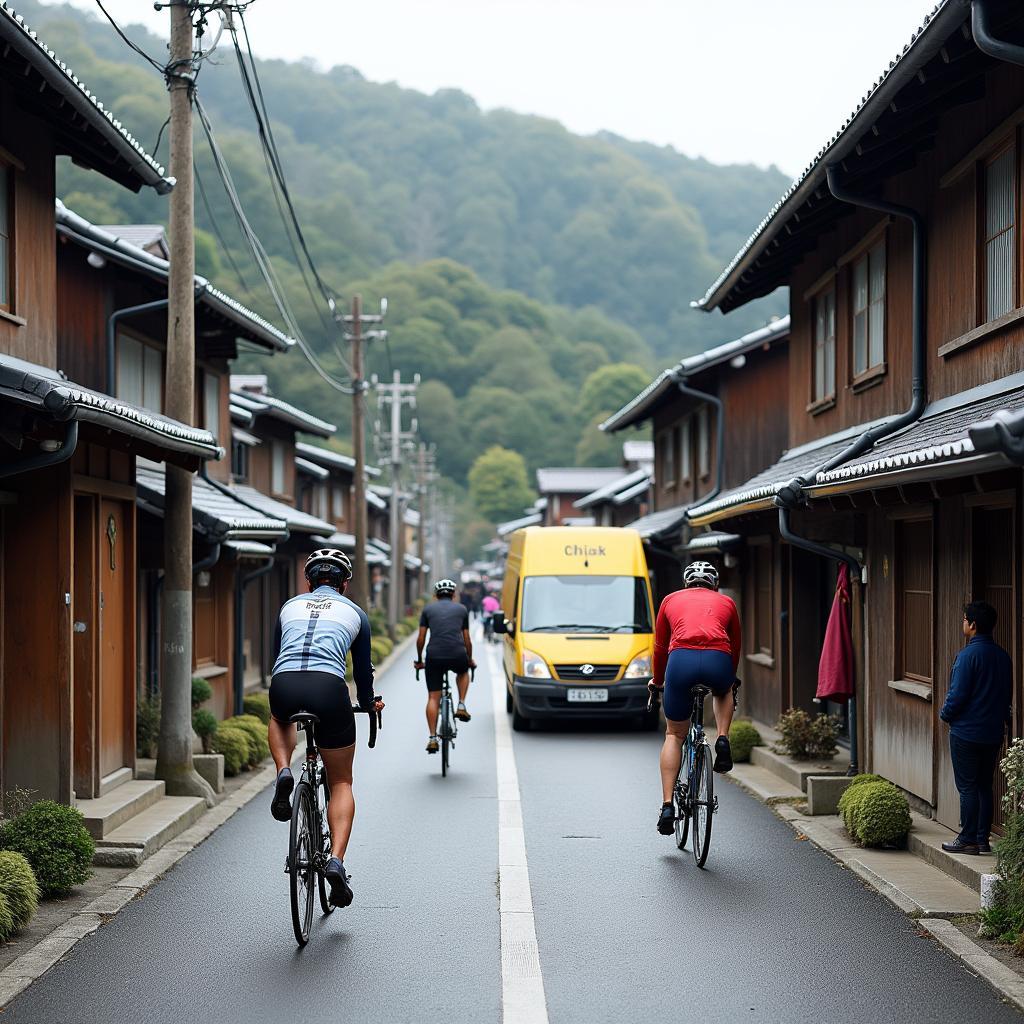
[354,698,383,749]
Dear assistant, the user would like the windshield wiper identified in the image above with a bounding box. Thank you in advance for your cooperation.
[529,623,610,633]
[606,623,646,632]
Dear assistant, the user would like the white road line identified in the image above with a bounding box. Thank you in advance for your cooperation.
[487,640,550,1024]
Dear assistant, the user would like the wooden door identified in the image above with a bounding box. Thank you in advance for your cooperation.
[972,504,1017,831]
[73,496,98,797]
[99,499,131,779]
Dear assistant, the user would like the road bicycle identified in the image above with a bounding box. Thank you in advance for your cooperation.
[285,700,381,947]
[649,680,739,868]
[416,665,474,777]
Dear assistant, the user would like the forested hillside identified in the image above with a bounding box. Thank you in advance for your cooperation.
[28,0,788,485]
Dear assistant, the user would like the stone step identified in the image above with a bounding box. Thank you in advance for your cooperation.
[750,744,849,793]
[728,762,805,805]
[93,796,205,866]
[905,812,995,892]
[98,766,132,797]
[77,780,166,839]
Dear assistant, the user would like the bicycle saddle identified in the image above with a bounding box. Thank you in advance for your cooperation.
[289,711,320,726]
[691,685,712,698]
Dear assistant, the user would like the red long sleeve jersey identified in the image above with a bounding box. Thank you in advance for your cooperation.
[652,588,742,687]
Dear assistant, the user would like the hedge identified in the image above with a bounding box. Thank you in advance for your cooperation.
[839,777,911,847]
[191,709,218,754]
[212,726,249,776]
[0,851,38,937]
[0,801,94,897]
[242,692,272,725]
[223,715,270,766]
[191,676,213,708]
[394,621,413,640]
[370,636,394,665]
[729,720,761,762]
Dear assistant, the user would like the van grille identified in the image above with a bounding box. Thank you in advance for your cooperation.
[554,664,620,681]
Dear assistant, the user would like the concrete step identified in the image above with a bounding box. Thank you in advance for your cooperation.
[77,780,166,840]
[906,812,995,892]
[729,762,805,805]
[98,766,132,797]
[750,744,849,793]
[93,796,205,866]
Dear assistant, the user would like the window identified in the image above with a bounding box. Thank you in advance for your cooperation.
[852,240,886,377]
[697,405,710,479]
[520,576,653,633]
[751,542,773,657]
[203,372,221,441]
[812,287,836,403]
[661,429,675,487]
[116,334,163,412]
[316,484,329,523]
[231,439,249,482]
[896,518,933,684]
[332,484,346,520]
[680,418,692,482]
[984,146,1016,322]
[271,440,287,496]
[0,165,12,311]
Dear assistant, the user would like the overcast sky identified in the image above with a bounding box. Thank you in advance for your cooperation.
[57,0,932,176]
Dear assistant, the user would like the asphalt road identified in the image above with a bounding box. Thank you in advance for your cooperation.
[8,628,1023,1023]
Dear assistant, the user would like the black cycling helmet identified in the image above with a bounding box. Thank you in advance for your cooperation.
[434,578,457,595]
[304,548,353,588]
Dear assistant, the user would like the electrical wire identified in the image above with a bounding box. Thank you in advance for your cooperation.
[194,158,252,294]
[94,0,166,73]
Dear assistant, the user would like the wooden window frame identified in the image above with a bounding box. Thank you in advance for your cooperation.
[808,283,837,411]
[230,439,249,483]
[697,406,711,481]
[0,161,15,316]
[978,137,1020,327]
[332,483,346,520]
[680,417,692,483]
[116,329,164,413]
[270,440,289,499]
[747,538,774,660]
[202,370,221,442]
[660,428,676,489]
[850,235,888,386]
[892,513,934,689]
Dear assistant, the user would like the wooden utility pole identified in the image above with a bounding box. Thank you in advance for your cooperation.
[156,0,213,804]
[348,295,369,609]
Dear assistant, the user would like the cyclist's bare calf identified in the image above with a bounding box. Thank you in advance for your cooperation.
[269,718,295,773]
[425,690,441,735]
[320,744,356,861]
[659,694,735,802]
[455,669,471,705]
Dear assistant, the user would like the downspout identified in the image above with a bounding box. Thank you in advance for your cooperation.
[0,420,79,480]
[233,554,276,717]
[972,0,1024,67]
[192,541,221,575]
[671,375,725,505]
[106,298,170,395]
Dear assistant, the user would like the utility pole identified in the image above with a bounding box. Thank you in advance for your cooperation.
[341,296,386,610]
[415,443,435,595]
[156,1,212,805]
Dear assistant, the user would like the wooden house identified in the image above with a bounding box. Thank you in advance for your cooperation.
[573,441,655,530]
[684,0,1024,827]
[535,467,623,526]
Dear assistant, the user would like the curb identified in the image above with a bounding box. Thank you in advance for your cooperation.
[0,626,419,1008]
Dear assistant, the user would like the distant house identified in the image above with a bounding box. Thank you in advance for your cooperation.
[535,467,623,526]
[574,441,656,529]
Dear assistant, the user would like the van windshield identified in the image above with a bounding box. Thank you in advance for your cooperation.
[520,576,652,633]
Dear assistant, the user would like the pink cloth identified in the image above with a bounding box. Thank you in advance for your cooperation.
[817,564,855,704]
[482,595,500,614]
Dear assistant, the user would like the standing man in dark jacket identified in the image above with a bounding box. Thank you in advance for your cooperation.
[939,601,1013,855]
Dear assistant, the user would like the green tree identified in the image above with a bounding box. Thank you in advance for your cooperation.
[579,363,652,425]
[468,446,535,523]
[576,414,627,467]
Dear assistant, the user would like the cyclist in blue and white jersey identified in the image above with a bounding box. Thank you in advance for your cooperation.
[267,548,383,908]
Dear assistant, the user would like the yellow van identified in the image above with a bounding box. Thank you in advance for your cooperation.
[494,526,656,731]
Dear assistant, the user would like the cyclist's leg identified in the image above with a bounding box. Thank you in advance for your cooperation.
[660,718,688,803]
[424,659,444,736]
[426,691,441,734]
[455,669,470,705]
[660,649,697,803]
[268,672,299,771]
[320,743,356,860]
[268,717,296,773]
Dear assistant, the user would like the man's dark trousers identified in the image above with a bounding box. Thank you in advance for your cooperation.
[950,734,1001,844]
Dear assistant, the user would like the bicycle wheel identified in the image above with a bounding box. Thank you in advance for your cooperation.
[691,743,714,868]
[289,781,316,946]
[441,697,450,777]
[673,775,689,851]
[317,777,334,916]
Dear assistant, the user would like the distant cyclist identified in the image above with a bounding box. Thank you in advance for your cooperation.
[649,560,741,836]
[415,579,476,753]
[482,592,500,641]
[267,549,384,907]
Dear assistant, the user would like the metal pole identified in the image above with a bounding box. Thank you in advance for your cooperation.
[349,295,369,609]
[417,444,427,593]
[387,370,402,636]
[156,0,212,805]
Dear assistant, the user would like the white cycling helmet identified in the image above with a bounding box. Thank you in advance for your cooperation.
[683,560,720,590]
[304,548,353,584]
[434,578,457,595]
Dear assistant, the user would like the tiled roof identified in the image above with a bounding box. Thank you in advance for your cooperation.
[230,387,335,437]
[602,317,790,432]
[574,467,651,509]
[692,2,963,311]
[295,456,329,480]
[295,442,356,473]
[613,476,653,504]
[0,353,220,462]
[97,225,168,257]
[626,503,690,541]
[497,512,542,536]
[622,440,654,463]
[0,4,172,193]
[136,463,288,541]
[536,467,623,494]
[315,531,356,551]
[232,484,335,535]
[686,531,742,553]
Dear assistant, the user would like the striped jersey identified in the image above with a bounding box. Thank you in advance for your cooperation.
[271,586,374,703]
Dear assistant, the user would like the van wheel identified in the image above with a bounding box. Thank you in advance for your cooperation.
[506,689,513,714]
[512,707,531,732]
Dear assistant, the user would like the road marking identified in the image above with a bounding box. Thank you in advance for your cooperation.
[487,640,549,1024]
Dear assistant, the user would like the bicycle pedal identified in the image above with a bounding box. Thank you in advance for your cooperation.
[284,858,290,874]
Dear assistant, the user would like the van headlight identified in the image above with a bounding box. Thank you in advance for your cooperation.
[624,654,652,678]
[521,649,552,679]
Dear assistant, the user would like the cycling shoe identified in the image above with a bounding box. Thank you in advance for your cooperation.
[714,736,733,774]
[270,768,294,822]
[325,857,353,908]
[657,802,675,835]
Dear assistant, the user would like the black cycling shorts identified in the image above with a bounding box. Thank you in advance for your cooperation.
[424,655,469,693]
[269,670,355,748]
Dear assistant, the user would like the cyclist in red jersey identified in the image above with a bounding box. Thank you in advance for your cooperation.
[649,561,741,836]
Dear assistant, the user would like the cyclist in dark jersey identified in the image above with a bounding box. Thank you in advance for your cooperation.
[415,578,475,753]
[267,548,383,908]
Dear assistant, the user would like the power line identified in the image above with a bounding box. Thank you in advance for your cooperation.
[94,1,166,73]
[194,158,252,295]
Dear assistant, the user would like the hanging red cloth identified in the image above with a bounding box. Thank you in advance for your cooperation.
[817,563,855,704]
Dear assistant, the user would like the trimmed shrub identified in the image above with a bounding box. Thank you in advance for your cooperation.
[840,778,911,847]
[0,851,39,933]
[729,720,761,763]
[136,695,160,760]
[370,636,394,665]
[211,726,249,776]
[774,708,840,760]
[223,715,270,766]
[191,677,213,709]
[0,801,94,897]
[402,614,420,632]
[367,607,388,635]
[191,709,218,754]
[394,621,413,640]
[242,692,272,725]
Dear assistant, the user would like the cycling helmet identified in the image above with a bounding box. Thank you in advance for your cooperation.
[683,560,719,590]
[304,548,353,585]
[434,578,457,595]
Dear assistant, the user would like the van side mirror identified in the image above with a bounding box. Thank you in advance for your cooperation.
[492,611,506,634]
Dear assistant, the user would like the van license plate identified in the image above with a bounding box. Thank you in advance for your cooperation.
[567,688,608,703]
